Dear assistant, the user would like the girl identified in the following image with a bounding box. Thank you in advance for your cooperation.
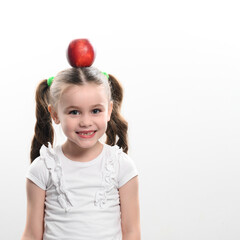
[21,67,141,240]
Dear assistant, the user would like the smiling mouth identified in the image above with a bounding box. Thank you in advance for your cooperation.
[76,131,97,136]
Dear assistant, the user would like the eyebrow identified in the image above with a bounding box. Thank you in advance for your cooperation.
[65,104,105,110]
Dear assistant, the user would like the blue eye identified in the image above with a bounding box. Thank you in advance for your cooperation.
[69,110,79,115]
[92,109,101,114]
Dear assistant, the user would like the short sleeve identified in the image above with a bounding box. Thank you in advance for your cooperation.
[26,156,49,190]
[118,152,138,189]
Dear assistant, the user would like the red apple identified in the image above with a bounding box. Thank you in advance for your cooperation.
[67,39,95,67]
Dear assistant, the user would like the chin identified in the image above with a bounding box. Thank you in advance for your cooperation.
[75,139,101,149]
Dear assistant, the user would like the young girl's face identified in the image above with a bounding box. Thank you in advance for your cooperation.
[50,83,113,150]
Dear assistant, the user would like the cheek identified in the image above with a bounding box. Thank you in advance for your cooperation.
[61,117,76,130]
[100,116,109,130]
[93,115,107,129]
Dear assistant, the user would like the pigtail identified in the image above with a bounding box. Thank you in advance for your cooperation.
[106,74,128,154]
[30,79,54,163]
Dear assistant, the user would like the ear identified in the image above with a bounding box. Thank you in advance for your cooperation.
[48,105,60,124]
[107,101,113,122]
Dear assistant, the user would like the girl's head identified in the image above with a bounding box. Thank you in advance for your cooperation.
[31,67,128,162]
[48,68,113,152]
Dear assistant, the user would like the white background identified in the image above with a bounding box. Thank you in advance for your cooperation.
[0,0,240,239]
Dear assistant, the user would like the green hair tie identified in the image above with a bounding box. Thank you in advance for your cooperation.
[47,76,54,87]
[102,72,109,79]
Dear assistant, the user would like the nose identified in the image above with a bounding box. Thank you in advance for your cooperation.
[79,114,92,127]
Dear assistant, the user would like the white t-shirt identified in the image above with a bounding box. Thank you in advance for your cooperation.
[26,142,138,240]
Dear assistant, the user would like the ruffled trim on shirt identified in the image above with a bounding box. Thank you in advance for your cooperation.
[40,143,74,212]
[94,145,122,208]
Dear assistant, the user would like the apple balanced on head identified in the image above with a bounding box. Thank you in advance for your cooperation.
[67,39,95,67]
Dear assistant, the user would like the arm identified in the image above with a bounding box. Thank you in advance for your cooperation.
[21,179,46,240]
[119,176,141,240]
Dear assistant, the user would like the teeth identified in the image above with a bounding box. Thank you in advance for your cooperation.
[79,131,95,136]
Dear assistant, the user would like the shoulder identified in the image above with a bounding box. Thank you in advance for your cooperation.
[104,143,135,164]
[104,144,138,188]
[104,143,123,156]
[26,143,58,190]
[29,143,58,169]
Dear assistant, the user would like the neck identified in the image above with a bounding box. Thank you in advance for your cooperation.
[61,140,103,162]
